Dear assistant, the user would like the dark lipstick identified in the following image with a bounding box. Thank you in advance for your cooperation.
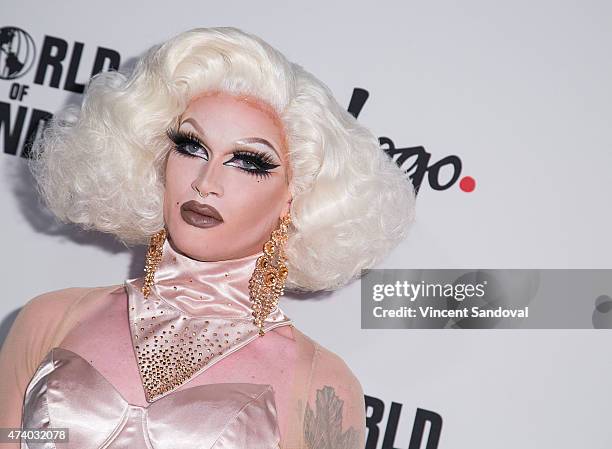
[180,200,223,229]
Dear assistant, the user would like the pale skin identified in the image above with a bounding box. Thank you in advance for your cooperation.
[163,90,293,262]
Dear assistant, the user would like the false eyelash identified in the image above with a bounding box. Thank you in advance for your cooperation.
[164,127,279,179]
[166,127,205,150]
[232,150,278,169]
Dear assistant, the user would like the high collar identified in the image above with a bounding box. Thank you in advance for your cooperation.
[123,235,293,403]
[146,236,268,317]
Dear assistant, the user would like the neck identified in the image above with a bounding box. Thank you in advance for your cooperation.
[148,236,265,317]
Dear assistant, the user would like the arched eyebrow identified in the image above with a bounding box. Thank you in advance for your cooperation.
[181,117,281,160]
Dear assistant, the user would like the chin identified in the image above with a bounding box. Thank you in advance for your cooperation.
[168,225,208,256]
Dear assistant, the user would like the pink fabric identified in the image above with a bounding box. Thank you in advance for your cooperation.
[148,236,266,317]
[126,237,293,402]
[0,242,366,449]
[17,237,296,448]
[22,347,281,449]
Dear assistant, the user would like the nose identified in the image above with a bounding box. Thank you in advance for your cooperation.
[191,162,224,198]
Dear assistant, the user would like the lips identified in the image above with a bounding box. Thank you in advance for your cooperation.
[180,200,224,228]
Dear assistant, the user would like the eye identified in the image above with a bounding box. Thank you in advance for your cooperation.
[226,150,280,179]
[166,128,208,159]
[165,127,282,180]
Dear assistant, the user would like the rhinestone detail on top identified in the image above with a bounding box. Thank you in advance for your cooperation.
[126,280,292,403]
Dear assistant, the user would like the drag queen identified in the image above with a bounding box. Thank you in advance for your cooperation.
[0,27,415,448]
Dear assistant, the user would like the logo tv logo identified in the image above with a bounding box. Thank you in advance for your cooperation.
[348,88,475,195]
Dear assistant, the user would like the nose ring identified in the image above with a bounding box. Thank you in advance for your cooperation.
[194,186,209,198]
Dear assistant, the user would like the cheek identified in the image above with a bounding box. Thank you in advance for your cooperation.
[224,176,288,224]
[165,154,199,195]
[163,155,199,217]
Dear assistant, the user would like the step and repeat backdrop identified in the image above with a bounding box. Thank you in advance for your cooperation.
[1,1,611,448]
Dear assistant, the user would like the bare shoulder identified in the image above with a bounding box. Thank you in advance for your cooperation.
[292,326,364,401]
[293,327,361,384]
[315,339,362,387]
[300,331,366,449]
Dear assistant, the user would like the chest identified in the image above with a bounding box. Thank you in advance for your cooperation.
[58,288,297,441]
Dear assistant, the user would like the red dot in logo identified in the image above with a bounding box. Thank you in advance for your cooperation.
[459,176,476,192]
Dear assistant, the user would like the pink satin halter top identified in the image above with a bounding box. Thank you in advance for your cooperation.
[20,237,294,449]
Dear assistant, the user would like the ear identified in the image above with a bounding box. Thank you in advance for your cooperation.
[281,196,293,217]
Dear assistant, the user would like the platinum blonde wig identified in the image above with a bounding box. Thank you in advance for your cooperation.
[29,27,417,292]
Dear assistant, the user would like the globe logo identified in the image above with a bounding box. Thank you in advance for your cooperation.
[0,26,36,80]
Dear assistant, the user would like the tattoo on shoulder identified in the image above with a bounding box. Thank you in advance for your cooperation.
[304,385,360,449]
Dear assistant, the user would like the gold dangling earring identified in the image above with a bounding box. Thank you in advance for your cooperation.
[249,214,291,337]
[142,228,167,299]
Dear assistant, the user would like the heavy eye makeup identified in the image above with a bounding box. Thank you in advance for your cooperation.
[165,127,281,179]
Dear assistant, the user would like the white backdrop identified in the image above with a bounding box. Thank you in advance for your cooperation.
[1,1,611,448]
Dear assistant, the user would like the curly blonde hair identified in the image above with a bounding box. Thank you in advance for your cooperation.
[28,27,416,292]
